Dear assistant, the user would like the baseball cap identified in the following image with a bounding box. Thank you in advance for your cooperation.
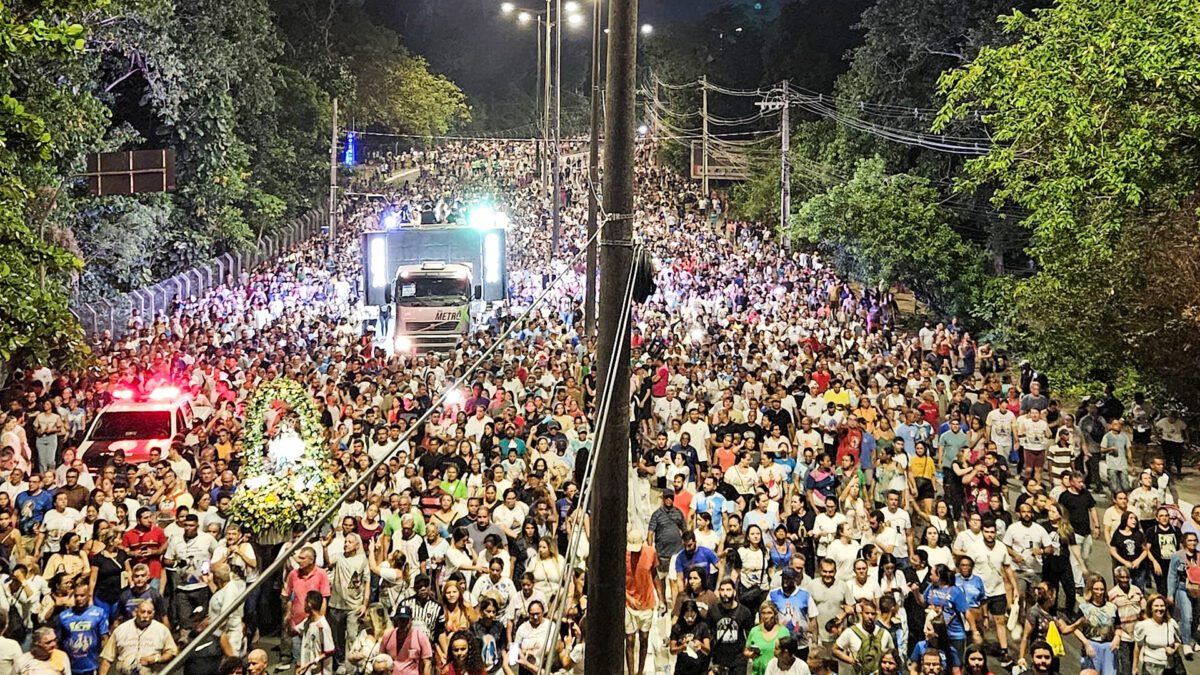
[394,605,413,621]
[661,488,675,498]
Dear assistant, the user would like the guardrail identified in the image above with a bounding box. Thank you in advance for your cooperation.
[70,205,328,339]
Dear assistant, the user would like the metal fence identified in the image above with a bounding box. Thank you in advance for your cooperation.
[71,205,329,339]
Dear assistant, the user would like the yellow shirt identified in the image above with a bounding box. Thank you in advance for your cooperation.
[910,455,936,481]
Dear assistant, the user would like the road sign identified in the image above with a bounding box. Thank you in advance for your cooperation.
[690,141,751,181]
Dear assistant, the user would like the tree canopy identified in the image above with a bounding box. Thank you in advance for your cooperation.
[0,0,469,379]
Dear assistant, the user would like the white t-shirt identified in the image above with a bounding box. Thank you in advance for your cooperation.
[765,657,812,675]
[833,624,893,675]
[986,409,1016,451]
[300,616,336,675]
[1002,521,1048,576]
[969,540,1013,598]
[1157,418,1187,444]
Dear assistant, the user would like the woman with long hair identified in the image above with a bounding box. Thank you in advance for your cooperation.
[439,579,478,662]
[1132,593,1183,675]
[43,532,88,580]
[1076,574,1121,675]
[347,604,391,674]
[367,540,410,614]
[669,599,712,675]
[961,644,991,675]
[909,616,959,674]
[733,524,771,610]
[672,568,718,620]
[87,528,126,621]
[1043,503,1080,616]
[1110,510,1152,592]
[445,630,487,675]
[529,538,564,604]
[921,564,970,667]
[917,526,954,572]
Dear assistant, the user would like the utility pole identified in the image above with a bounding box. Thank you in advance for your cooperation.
[543,11,552,204]
[329,97,339,241]
[701,75,709,198]
[757,85,791,246]
[584,0,603,338]
[780,80,791,248]
[551,0,563,256]
[536,17,544,189]
[587,0,634,673]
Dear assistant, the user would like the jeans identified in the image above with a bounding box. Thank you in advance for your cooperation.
[1108,469,1130,495]
[327,606,360,665]
[35,435,57,473]
[1174,590,1195,647]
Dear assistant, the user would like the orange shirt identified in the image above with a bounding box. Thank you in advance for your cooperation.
[626,544,657,610]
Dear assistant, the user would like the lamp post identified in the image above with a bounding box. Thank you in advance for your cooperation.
[499,1,584,259]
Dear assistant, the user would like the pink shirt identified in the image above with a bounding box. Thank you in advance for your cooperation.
[284,567,331,628]
[382,627,432,675]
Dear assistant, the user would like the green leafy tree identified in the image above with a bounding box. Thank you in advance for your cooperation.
[790,157,985,317]
[0,0,104,383]
[936,0,1200,407]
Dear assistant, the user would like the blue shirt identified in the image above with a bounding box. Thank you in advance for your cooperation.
[769,587,813,639]
[924,585,970,640]
[910,639,960,669]
[955,574,986,609]
[895,423,930,456]
[859,431,877,471]
[58,604,109,672]
[675,546,720,588]
[15,489,54,534]
[693,491,732,532]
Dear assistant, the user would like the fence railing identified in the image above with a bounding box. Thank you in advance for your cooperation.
[71,205,329,339]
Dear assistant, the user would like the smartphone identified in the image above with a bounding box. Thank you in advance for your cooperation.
[201,560,211,575]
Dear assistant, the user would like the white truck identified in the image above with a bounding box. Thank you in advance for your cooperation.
[387,261,476,353]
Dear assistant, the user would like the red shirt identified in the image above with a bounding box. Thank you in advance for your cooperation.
[836,428,863,466]
[812,370,831,393]
[284,566,331,629]
[626,544,658,610]
[652,366,669,397]
[121,525,167,578]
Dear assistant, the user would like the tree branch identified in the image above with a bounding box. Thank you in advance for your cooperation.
[925,48,967,62]
[104,67,140,93]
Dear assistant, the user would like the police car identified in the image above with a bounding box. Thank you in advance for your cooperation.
[79,386,203,473]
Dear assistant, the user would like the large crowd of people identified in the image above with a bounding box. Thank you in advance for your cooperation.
[0,133,1194,675]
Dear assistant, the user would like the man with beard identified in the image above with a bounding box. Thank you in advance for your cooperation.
[1002,502,1050,588]
[708,579,753,675]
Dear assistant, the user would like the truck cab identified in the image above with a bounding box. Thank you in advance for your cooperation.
[388,261,476,353]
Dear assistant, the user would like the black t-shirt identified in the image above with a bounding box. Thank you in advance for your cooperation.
[707,601,753,669]
[1058,489,1096,537]
[91,550,129,604]
[670,620,713,675]
[184,634,224,675]
[1109,528,1146,569]
[1148,524,1181,565]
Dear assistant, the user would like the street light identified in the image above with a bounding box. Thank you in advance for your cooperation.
[567,12,584,27]
[518,10,532,23]
[564,0,580,13]
[641,23,653,35]
[501,2,515,13]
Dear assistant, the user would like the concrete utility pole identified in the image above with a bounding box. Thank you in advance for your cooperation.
[551,0,563,255]
[757,86,792,247]
[584,0,603,338]
[701,74,710,198]
[587,0,635,671]
[780,80,791,248]
[329,97,339,240]
[543,12,552,202]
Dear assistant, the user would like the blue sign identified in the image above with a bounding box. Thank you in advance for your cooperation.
[343,132,358,167]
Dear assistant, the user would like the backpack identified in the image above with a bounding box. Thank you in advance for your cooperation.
[852,624,883,675]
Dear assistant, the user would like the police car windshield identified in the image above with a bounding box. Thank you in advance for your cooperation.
[397,277,469,306]
[91,410,172,440]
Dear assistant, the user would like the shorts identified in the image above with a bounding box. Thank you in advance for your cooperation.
[1024,448,1045,470]
[915,478,935,501]
[986,594,1009,616]
[657,556,672,577]
[625,606,653,634]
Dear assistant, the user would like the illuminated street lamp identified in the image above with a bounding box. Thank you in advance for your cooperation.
[501,2,515,13]
[641,23,653,35]
[564,1,580,13]
[518,10,532,23]
[567,12,583,27]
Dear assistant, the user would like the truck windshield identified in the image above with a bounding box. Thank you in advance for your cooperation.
[90,410,172,440]
[397,276,470,306]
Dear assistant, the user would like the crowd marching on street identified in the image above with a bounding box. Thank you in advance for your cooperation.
[0,135,1195,675]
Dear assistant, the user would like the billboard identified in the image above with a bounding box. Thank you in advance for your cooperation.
[362,225,508,307]
[690,141,752,181]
